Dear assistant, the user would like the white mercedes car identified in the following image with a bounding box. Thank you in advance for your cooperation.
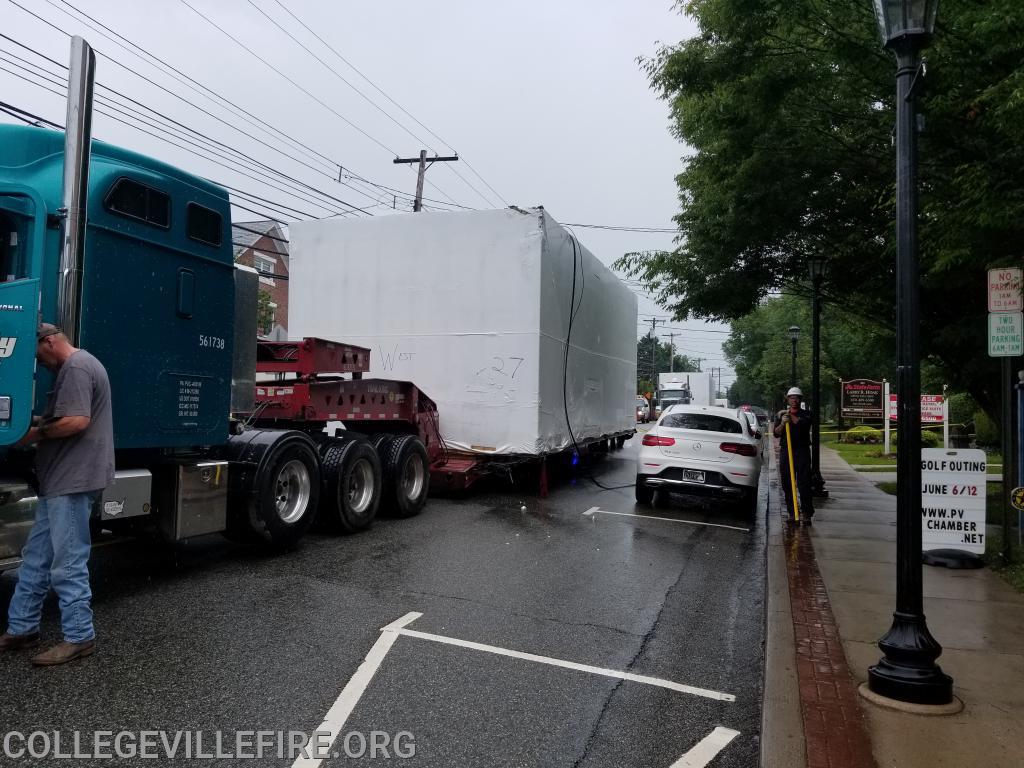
[635,404,762,515]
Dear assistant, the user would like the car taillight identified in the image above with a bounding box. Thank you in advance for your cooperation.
[642,434,676,446]
[720,442,757,457]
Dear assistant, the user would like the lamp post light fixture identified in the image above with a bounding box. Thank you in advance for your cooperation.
[788,325,801,387]
[868,0,952,706]
[808,258,829,498]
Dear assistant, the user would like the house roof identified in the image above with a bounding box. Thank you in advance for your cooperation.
[232,220,289,263]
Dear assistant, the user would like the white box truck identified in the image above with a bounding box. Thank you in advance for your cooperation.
[658,371,714,413]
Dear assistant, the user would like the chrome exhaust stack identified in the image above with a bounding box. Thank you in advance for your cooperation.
[56,36,96,344]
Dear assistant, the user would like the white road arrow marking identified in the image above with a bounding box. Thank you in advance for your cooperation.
[583,506,750,532]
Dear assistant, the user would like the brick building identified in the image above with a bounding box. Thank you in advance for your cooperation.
[232,220,289,338]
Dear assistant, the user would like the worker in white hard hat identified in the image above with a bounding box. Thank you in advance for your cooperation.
[773,386,815,523]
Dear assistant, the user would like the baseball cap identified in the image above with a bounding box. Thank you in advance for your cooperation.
[37,322,63,341]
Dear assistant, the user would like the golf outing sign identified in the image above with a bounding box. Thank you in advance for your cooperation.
[921,449,987,555]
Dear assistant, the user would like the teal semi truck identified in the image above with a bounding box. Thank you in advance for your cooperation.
[0,38,437,570]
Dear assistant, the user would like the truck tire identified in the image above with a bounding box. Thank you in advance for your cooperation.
[251,435,321,549]
[635,475,654,505]
[368,433,396,457]
[380,435,429,518]
[318,437,381,534]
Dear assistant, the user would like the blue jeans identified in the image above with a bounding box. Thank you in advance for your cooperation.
[6,492,96,643]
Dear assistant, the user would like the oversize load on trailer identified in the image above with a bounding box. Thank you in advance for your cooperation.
[288,208,637,455]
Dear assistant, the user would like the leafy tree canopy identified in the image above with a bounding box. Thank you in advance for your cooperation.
[617,0,1024,417]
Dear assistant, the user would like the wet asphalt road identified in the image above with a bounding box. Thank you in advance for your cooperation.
[0,436,767,767]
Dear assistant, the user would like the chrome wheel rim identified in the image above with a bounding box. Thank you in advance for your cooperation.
[275,459,311,524]
[347,458,374,514]
[400,454,425,501]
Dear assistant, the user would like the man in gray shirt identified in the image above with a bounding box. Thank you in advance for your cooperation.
[0,323,114,666]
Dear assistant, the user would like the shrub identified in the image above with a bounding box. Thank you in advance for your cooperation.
[891,429,942,448]
[845,425,881,444]
[974,410,999,446]
[947,392,977,426]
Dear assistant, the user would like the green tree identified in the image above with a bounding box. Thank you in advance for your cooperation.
[257,289,275,335]
[722,294,895,412]
[617,0,1024,420]
[637,336,697,391]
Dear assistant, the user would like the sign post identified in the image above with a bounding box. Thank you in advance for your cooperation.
[988,267,1022,562]
[883,380,891,455]
[921,448,987,568]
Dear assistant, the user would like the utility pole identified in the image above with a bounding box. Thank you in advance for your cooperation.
[666,332,678,373]
[694,357,703,372]
[648,319,662,383]
[393,150,458,212]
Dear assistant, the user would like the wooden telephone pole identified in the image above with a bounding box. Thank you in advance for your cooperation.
[393,150,459,211]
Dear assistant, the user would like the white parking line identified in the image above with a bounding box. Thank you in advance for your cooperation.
[295,612,736,768]
[394,626,736,702]
[291,612,421,768]
[669,727,740,767]
[583,506,750,533]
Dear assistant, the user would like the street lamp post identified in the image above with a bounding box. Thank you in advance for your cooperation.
[809,258,829,498]
[788,325,801,387]
[868,0,952,705]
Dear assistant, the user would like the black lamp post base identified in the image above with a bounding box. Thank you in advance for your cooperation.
[869,611,953,705]
[868,660,953,705]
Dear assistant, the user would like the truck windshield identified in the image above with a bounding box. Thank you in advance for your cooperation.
[0,195,35,282]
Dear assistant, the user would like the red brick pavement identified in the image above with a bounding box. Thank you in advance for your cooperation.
[783,520,877,768]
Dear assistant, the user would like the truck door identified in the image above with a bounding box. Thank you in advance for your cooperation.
[0,193,43,447]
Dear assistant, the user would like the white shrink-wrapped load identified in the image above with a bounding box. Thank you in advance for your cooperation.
[289,207,638,455]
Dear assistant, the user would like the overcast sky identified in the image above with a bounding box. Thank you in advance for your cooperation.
[0,0,734,385]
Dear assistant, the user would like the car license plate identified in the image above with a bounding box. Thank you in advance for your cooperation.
[683,470,704,483]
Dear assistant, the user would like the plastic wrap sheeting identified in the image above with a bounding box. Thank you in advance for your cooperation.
[289,208,637,455]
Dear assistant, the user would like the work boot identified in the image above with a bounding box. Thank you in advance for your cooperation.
[0,632,40,652]
[31,639,95,666]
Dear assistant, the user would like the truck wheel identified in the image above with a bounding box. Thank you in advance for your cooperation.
[253,437,320,549]
[319,438,381,534]
[635,475,654,505]
[380,435,429,518]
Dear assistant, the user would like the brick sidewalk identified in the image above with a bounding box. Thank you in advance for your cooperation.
[784,523,875,768]
[778,458,876,768]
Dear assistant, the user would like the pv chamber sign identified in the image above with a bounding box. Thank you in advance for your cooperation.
[921,448,987,555]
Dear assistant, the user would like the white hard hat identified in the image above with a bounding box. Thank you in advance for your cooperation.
[786,387,804,398]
